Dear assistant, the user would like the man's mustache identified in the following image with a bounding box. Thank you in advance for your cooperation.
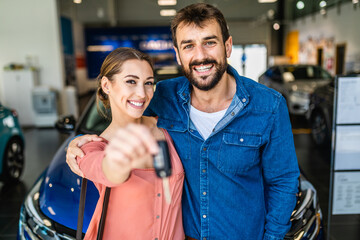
[189,59,217,68]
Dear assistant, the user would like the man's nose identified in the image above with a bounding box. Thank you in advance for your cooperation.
[193,45,207,60]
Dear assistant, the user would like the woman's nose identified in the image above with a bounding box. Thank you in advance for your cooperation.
[136,85,146,98]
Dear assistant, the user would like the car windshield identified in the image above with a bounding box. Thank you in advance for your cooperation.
[78,97,110,135]
[282,66,332,82]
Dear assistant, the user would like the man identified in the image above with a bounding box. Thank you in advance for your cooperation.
[67,3,300,240]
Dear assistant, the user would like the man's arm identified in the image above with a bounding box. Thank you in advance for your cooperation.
[261,97,300,240]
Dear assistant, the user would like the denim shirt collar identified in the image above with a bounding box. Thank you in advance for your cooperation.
[176,65,251,136]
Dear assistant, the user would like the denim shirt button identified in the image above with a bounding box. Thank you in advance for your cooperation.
[202,215,207,218]
[242,98,246,103]
[170,124,173,128]
[190,129,193,132]
[203,147,207,151]
[240,138,244,142]
[231,112,235,116]
[203,192,207,195]
[202,169,206,173]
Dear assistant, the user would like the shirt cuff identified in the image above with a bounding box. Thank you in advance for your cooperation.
[263,232,284,240]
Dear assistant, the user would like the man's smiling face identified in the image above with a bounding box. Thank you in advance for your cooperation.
[174,19,232,91]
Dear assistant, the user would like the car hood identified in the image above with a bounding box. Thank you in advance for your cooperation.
[284,80,331,93]
[38,136,99,232]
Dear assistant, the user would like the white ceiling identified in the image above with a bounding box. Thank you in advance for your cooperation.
[60,0,280,26]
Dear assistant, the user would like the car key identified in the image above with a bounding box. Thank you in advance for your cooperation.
[153,140,172,204]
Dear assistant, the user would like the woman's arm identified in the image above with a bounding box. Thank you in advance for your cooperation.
[77,124,160,185]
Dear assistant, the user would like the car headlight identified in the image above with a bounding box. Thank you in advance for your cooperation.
[19,176,75,240]
[290,91,310,99]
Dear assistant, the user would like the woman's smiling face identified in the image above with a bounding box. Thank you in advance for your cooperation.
[102,59,154,120]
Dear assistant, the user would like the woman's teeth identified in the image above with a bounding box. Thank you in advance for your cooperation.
[129,101,144,107]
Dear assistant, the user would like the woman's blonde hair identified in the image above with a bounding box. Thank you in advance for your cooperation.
[96,47,153,119]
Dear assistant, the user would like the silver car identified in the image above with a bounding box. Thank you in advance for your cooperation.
[259,65,333,115]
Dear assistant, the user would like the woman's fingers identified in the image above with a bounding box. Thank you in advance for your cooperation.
[106,124,158,169]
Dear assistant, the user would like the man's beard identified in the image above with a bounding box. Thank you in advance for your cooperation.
[182,57,227,91]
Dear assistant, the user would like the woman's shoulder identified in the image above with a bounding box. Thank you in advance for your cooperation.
[142,116,165,141]
[80,138,108,153]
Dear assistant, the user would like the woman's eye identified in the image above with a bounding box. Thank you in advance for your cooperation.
[145,81,154,86]
[126,80,136,84]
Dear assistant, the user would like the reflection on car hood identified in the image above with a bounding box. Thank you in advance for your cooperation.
[284,80,331,93]
[39,136,99,231]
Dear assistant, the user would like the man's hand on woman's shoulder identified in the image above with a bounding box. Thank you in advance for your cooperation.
[66,134,104,177]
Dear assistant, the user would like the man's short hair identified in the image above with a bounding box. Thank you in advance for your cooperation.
[171,3,230,49]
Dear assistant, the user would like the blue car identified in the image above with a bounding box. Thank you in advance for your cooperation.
[18,95,324,240]
[0,102,25,183]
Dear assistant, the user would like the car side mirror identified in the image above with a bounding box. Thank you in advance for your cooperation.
[55,115,76,133]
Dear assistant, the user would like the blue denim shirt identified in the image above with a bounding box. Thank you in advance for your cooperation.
[145,65,300,240]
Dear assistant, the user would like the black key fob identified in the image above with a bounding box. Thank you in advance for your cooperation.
[153,140,172,178]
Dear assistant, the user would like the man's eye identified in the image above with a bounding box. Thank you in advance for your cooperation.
[126,80,136,84]
[205,41,216,46]
[184,45,193,50]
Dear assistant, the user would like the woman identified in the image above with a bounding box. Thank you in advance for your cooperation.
[75,47,184,239]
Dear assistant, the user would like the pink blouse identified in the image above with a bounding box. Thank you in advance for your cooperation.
[77,129,185,240]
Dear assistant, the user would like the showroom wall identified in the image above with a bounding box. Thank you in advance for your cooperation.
[0,0,65,109]
[59,0,272,94]
[286,1,360,74]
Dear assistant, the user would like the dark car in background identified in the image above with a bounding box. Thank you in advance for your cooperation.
[307,72,360,147]
[18,94,324,240]
[0,102,25,183]
[306,81,334,147]
[259,65,333,115]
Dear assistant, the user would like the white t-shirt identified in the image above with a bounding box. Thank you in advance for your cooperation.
[189,105,227,140]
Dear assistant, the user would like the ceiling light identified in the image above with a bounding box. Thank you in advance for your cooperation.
[267,9,275,19]
[160,9,176,16]
[319,1,327,8]
[296,1,305,10]
[258,0,277,3]
[273,23,280,30]
[158,0,176,6]
[352,0,359,3]
[73,0,82,4]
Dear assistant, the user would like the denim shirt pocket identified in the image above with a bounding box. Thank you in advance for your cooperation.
[218,132,262,173]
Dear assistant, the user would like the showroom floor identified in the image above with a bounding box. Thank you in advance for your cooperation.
[0,112,332,239]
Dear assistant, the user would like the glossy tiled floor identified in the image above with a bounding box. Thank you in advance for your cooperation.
[0,114,333,240]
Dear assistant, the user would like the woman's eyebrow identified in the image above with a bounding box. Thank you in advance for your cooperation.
[124,75,139,79]
[124,75,154,80]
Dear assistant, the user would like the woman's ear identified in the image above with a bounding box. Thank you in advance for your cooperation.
[101,76,110,94]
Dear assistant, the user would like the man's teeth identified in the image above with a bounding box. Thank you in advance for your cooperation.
[129,101,144,107]
[194,65,212,72]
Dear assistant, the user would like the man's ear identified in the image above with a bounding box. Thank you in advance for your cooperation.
[101,76,110,94]
[174,46,182,66]
[225,36,233,58]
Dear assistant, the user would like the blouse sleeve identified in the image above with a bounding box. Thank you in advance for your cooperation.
[76,141,119,187]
